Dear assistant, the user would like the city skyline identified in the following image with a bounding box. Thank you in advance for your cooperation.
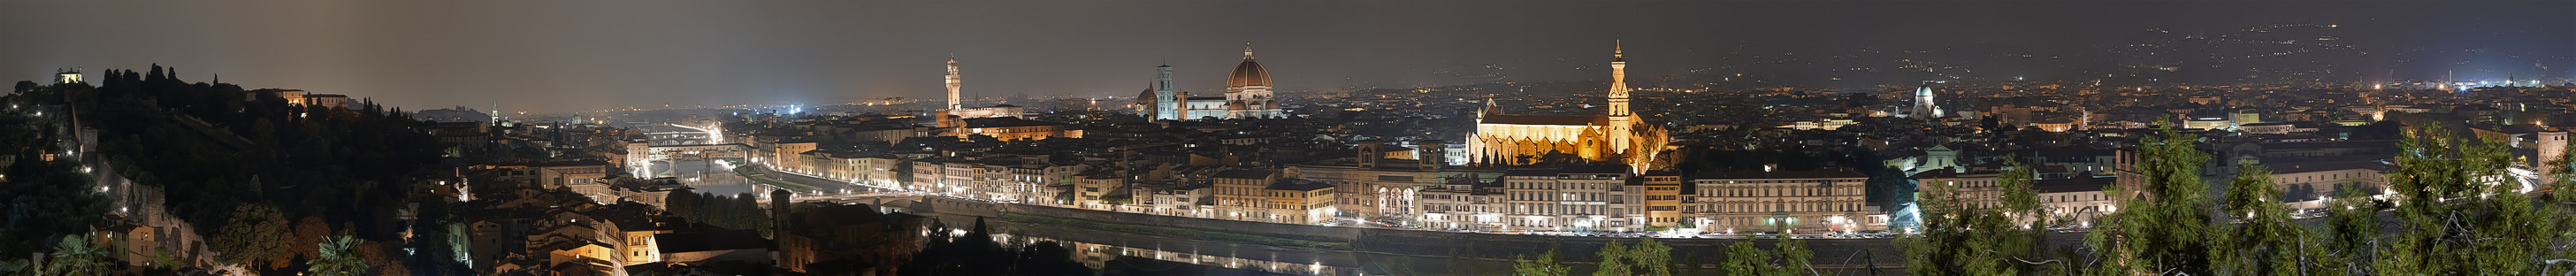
[2,0,2570,112]
[10,1,2576,275]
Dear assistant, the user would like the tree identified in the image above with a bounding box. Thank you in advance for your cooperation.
[2317,184,2381,275]
[2375,123,2552,274]
[291,216,330,261]
[1628,238,1672,276]
[212,203,290,270]
[2544,138,2576,274]
[357,240,404,276]
[1998,155,2042,224]
[1590,241,1629,276]
[2084,120,2213,274]
[43,234,110,275]
[2209,161,2304,275]
[1900,156,2041,276]
[307,234,369,276]
[1586,239,1674,276]
[1721,241,1768,275]
[1510,248,1570,276]
[0,104,111,257]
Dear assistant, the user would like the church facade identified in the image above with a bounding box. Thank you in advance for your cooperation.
[1465,42,1670,172]
[1138,43,1287,120]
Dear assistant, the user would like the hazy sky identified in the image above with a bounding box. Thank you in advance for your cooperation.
[4,0,2569,112]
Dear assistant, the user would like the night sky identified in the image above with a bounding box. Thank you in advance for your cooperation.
[4,0,2569,112]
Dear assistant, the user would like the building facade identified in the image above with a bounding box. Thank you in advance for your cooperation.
[1465,42,1670,172]
[1140,43,1286,120]
[1693,169,1869,234]
[1497,166,1636,232]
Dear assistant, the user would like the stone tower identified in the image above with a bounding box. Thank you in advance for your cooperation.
[946,56,963,110]
[2542,130,2568,185]
[1606,41,1634,157]
[1155,65,1178,120]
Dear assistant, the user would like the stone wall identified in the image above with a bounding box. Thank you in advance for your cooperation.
[921,197,2098,273]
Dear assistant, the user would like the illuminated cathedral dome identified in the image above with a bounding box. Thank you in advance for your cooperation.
[1227,43,1271,88]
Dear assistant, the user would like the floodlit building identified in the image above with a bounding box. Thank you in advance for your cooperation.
[1497,165,1636,232]
[1693,168,1869,234]
[934,57,1028,127]
[1150,43,1288,120]
[1638,172,1685,228]
[1465,42,1670,172]
[1910,84,1941,119]
[1418,175,1505,231]
[1210,169,1338,225]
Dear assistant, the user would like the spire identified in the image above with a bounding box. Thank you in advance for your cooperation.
[1242,42,1256,60]
[1613,39,1624,62]
[947,53,958,65]
[1479,94,1498,119]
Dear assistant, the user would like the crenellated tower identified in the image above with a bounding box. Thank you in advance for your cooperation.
[946,55,963,110]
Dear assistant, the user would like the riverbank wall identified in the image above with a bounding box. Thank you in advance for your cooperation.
[914,196,1357,242]
[912,196,2091,271]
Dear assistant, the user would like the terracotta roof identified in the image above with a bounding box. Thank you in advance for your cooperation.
[960,117,1060,128]
[2033,177,2116,194]
[1227,44,1271,88]
[654,229,770,253]
[1265,179,1334,191]
[1212,168,1275,180]
[1697,168,1868,180]
[1480,114,1607,126]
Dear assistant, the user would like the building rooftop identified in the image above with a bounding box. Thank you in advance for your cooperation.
[2033,177,2116,194]
[654,229,771,253]
[1212,168,1275,180]
[1697,168,1868,180]
[960,117,1062,128]
[1266,179,1334,191]
[1480,114,1607,126]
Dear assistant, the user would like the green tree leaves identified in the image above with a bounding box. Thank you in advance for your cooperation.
[1588,238,1674,276]
[43,234,109,276]
[2374,123,2556,274]
[211,203,289,270]
[306,234,369,276]
[1904,155,2044,276]
[2211,162,2305,275]
[1929,121,2576,275]
[1512,248,1571,276]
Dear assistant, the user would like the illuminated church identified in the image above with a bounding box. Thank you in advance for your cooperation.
[1138,42,1287,120]
[1465,42,1670,172]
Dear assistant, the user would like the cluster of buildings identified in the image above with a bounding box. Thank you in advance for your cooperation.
[730,43,1910,234]
[1134,43,1289,120]
[738,42,2576,236]
[38,35,2576,275]
[195,39,2564,275]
